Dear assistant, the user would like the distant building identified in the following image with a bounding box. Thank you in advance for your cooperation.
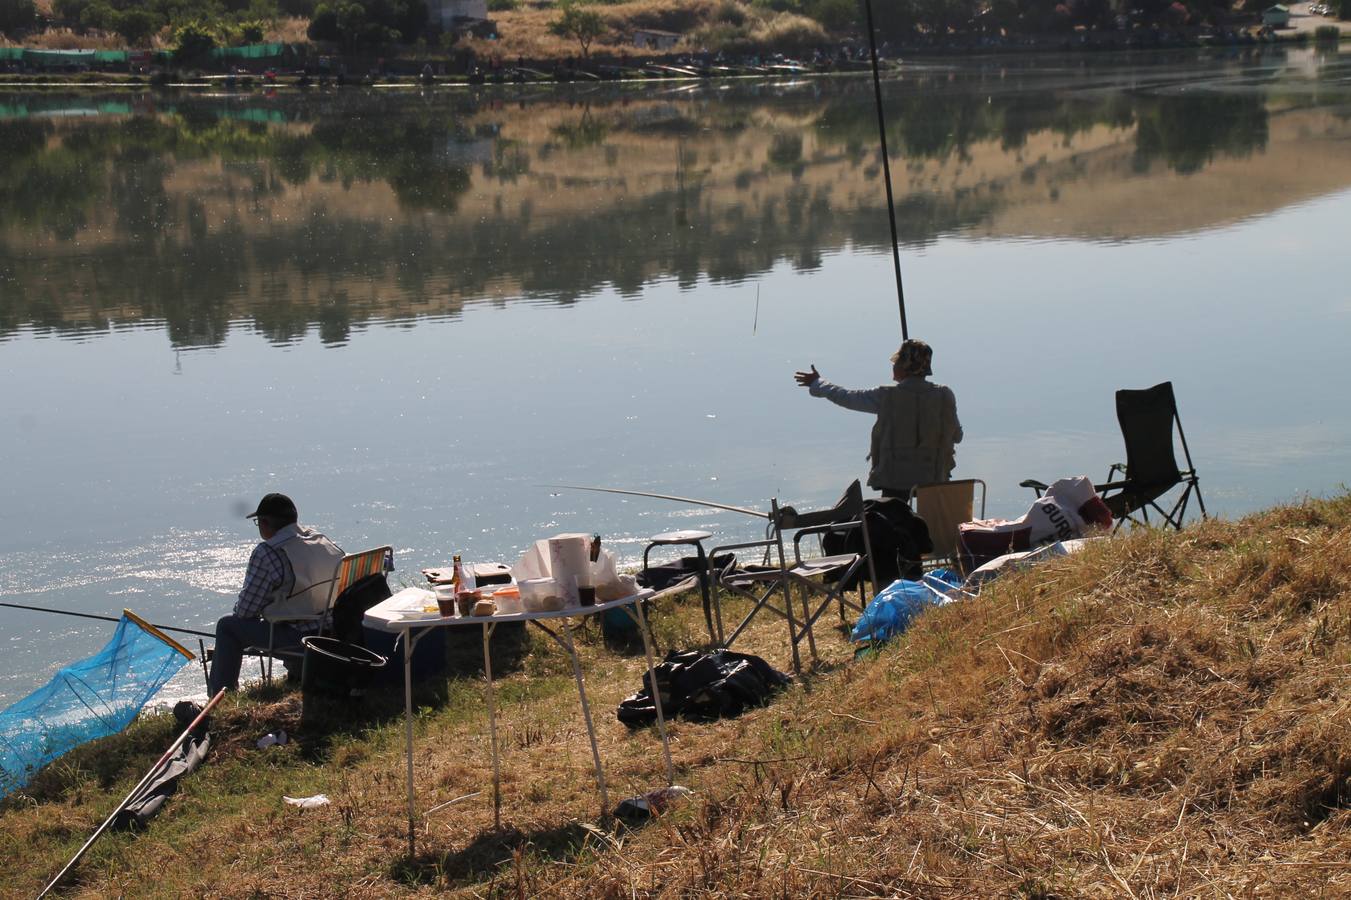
[429,0,488,29]
[1262,4,1291,26]
[633,29,681,51]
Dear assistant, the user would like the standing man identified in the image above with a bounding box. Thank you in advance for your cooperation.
[208,493,345,694]
[794,339,962,498]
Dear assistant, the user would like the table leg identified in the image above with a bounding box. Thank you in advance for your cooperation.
[630,598,675,786]
[403,628,421,858]
[482,621,501,831]
[560,623,608,819]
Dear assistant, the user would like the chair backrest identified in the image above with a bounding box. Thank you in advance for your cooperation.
[910,479,985,564]
[329,546,393,608]
[774,479,864,532]
[1116,382,1183,488]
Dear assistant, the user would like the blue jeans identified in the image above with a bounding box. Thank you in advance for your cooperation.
[208,615,306,693]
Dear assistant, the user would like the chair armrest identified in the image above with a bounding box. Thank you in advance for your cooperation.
[1019,479,1048,496]
[708,539,777,573]
[791,520,859,566]
[262,609,327,626]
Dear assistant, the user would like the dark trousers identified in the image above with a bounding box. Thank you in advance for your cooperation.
[208,615,305,693]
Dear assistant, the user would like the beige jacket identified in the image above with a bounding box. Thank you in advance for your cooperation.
[809,376,962,493]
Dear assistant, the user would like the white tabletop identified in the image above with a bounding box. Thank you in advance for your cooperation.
[364,586,654,633]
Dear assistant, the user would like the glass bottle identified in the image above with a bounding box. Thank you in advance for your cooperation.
[450,554,464,613]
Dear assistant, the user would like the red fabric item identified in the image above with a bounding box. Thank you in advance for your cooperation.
[1079,496,1113,530]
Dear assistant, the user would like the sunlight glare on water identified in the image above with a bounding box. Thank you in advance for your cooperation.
[3,49,1351,702]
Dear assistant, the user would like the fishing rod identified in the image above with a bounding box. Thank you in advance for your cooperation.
[544,484,769,519]
[862,0,909,340]
[0,601,213,640]
[38,688,227,899]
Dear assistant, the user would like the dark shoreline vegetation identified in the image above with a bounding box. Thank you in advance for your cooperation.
[0,58,1283,349]
[0,0,1346,82]
[2,494,1349,896]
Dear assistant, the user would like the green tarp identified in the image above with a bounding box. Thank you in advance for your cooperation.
[23,49,96,67]
[210,43,284,60]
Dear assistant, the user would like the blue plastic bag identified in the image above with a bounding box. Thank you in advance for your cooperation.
[850,569,963,644]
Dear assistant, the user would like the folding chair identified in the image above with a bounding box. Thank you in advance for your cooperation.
[709,480,878,673]
[254,546,393,684]
[638,533,737,644]
[1020,381,1205,531]
[908,478,986,572]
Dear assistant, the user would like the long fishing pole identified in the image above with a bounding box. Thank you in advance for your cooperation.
[544,484,769,519]
[0,601,213,640]
[862,0,908,339]
[37,688,227,899]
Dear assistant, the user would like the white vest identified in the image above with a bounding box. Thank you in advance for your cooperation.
[867,379,960,493]
[264,526,345,621]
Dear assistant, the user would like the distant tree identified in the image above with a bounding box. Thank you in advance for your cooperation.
[308,0,425,47]
[173,20,217,62]
[550,1,606,59]
[51,0,88,23]
[806,0,857,29]
[78,0,114,30]
[0,0,35,34]
[113,7,164,44]
[238,18,266,41]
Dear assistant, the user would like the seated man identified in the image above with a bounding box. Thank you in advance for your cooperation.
[208,493,345,693]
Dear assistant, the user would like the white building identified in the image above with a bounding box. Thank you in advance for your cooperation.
[429,0,488,29]
[1262,4,1291,26]
[633,29,681,51]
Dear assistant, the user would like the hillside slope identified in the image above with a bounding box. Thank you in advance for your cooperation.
[2,496,1348,896]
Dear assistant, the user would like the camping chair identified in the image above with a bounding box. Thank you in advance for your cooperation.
[638,537,737,644]
[1020,381,1205,531]
[908,478,986,573]
[251,546,393,684]
[709,480,878,673]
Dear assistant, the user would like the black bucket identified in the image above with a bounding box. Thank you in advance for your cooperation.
[300,636,387,698]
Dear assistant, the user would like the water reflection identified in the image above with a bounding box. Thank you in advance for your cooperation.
[5,50,1347,349]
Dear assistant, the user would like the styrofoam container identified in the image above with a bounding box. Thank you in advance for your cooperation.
[493,586,523,615]
[519,577,564,612]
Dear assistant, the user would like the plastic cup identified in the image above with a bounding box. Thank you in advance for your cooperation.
[433,585,457,617]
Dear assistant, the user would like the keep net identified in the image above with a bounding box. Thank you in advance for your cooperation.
[0,611,192,797]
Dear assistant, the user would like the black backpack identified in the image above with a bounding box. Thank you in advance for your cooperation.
[820,496,933,588]
[617,649,790,727]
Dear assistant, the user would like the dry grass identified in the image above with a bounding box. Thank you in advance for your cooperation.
[3,495,1350,897]
[460,0,813,62]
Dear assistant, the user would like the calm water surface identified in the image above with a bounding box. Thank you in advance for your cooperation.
[3,48,1351,702]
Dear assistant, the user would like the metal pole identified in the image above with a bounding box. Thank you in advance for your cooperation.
[482,622,502,830]
[630,597,675,785]
[0,602,214,640]
[38,688,226,899]
[863,0,909,339]
[560,623,608,819]
[403,628,419,857]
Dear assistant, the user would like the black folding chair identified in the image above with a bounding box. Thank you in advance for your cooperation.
[709,480,878,673]
[1021,381,1205,531]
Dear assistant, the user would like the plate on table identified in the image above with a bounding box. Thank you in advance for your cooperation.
[394,610,445,622]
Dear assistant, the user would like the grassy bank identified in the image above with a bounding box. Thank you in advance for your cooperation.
[3,495,1350,896]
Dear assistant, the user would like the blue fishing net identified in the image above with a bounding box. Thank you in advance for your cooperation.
[0,612,192,797]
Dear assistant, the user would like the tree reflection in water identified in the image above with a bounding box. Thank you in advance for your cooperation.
[0,55,1319,350]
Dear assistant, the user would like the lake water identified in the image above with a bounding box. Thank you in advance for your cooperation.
[3,47,1351,704]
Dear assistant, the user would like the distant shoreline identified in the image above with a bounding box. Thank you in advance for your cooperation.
[0,29,1342,92]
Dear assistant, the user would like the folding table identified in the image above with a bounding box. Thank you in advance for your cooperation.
[364,588,673,855]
